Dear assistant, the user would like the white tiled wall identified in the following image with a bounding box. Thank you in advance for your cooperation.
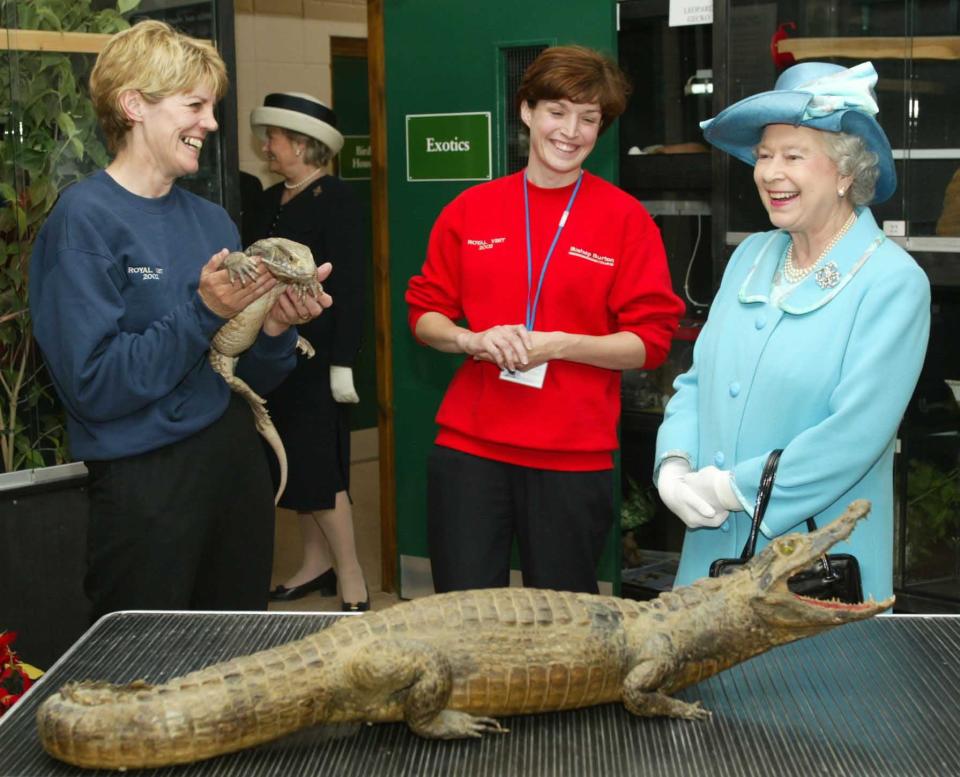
[234,11,367,187]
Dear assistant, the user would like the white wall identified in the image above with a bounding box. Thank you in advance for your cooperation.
[234,8,367,187]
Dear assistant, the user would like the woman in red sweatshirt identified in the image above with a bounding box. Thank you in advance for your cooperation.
[406,45,684,594]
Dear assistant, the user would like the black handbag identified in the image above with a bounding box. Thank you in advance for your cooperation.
[708,450,864,604]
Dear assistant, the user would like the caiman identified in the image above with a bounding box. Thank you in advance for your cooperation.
[36,500,889,771]
[208,236,320,503]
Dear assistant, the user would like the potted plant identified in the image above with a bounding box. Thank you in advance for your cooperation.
[905,458,960,583]
[620,474,655,568]
[0,0,137,473]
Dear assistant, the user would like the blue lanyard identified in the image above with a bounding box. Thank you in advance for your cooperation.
[523,170,583,331]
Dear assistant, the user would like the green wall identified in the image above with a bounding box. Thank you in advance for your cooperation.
[383,0,620,594]
[332,52,377,431]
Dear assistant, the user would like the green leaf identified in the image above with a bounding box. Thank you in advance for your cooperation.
[117,0,140,14]
[29,177,49,204]
[44,186,60,213]
[38,53,63,71]
[56,111,78,137]
[35,7,64,31]
[89,143,109,168]
[94,9,127,34]
[22,448,46,470]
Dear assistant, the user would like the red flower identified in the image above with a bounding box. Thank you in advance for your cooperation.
[0,631,33,716]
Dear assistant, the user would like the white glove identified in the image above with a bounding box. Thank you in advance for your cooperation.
[330,365,359,403]
[683,465,742,513]
[656,458,729,529]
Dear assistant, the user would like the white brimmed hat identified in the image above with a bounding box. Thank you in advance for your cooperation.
[250,92,344,155]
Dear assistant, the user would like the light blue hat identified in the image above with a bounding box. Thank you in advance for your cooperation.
[701,61,896,204]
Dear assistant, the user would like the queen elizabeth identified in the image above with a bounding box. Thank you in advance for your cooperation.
[654,61,931,601]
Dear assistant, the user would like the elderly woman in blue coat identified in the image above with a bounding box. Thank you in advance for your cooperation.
[655,62,930,601]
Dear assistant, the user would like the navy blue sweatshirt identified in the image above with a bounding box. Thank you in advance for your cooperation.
[29,170,297,461]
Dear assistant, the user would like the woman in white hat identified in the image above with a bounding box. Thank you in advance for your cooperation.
[655,61,931,601]
[249,93,369,610]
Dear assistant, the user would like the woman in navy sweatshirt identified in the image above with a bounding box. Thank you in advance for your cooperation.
[29,20,331,621]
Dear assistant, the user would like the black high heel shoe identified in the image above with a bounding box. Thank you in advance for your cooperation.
[341,585,370,612]
[270,568,337,601]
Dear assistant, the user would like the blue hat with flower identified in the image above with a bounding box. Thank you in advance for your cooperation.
[700,61,896,204]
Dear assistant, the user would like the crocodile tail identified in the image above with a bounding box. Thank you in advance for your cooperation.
[35,626,359,770]
[36,662,323,768]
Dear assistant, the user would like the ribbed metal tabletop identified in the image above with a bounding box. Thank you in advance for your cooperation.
[1,610,958,776]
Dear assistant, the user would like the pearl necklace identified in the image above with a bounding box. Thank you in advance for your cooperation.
[283,168,322,190]
[783,211,856,283]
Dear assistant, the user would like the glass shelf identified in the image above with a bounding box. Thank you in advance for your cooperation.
[719,1,960,261]
[641,199,711,217]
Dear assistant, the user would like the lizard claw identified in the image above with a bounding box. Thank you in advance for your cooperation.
[222,252,260,286]
[296,282,322,302]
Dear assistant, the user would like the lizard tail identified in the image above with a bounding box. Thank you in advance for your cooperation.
[208,354,288,504]
[221,371,287,504]
[253,402,287,504]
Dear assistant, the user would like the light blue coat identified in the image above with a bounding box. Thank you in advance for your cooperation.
[655,208,930,600]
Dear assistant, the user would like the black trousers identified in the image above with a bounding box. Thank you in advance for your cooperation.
[84,394,276,622]
[427,445,614,594]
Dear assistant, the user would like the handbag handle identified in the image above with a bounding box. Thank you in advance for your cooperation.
[803,517,840,582]
[738,450,840,582]
[738,449,783,560]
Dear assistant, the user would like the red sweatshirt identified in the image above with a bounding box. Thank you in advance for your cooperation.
[406,171,684,471]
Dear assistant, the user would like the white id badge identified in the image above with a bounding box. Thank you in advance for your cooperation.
[499,362,547,389]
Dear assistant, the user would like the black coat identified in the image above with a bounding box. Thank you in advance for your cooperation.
[249,174,366,509]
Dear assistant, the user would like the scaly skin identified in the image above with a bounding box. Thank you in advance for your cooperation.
[208,237,320,503]
[36,500,890,770]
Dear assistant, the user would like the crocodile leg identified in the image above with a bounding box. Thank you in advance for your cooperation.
[345,641,506,739]
[621,659,711,721]
[622,686,711,720]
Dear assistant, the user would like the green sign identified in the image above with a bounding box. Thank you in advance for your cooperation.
[405,112,491,182]
[339,135,372,181]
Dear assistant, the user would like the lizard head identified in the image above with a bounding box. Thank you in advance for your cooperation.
[740,499,892,632]
[246,237,321,296]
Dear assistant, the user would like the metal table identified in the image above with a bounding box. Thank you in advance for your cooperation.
[1,610,959,776]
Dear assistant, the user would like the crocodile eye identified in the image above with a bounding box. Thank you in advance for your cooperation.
[778,539,796,556]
